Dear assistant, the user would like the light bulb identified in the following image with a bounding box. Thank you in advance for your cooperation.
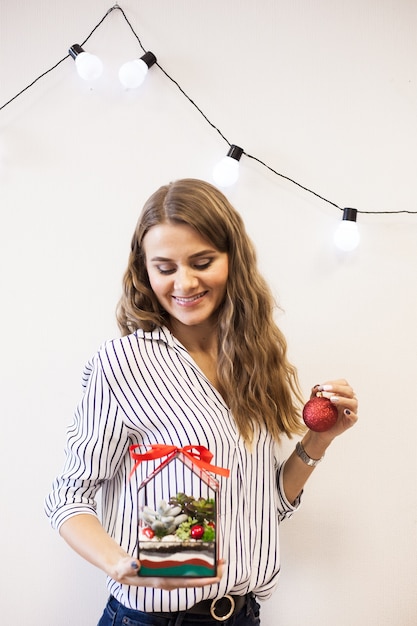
[334,208,360,251]
[69,44,103,81]
[119,52,157,89]
[213,145,243,187]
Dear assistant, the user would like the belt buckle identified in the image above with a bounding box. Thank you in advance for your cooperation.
[210,595,235,622]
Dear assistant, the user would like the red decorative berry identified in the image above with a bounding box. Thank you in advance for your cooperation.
[190,524,204,539]
[142,526,155,539]
[303,396,338,432]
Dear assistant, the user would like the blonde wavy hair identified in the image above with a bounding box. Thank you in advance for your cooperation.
[117,178,304,443]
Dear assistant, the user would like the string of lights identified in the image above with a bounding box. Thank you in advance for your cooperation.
[1,3,416,232]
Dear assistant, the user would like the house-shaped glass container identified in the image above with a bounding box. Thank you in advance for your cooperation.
[136,449,220,577]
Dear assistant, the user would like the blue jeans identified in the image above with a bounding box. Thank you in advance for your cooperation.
[97,594,261,626]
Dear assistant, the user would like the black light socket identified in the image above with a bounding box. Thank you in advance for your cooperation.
[342,207,358,222]
[227,145,244,161]
[69,44,84,59]
[141,51,157,68]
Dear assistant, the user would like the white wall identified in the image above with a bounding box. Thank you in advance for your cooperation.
[1,1,416,624]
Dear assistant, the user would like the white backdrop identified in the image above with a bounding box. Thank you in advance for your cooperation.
[1,1,416,625]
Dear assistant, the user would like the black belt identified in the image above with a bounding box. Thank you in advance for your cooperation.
[153,593,250,622]
[189,594,248,621]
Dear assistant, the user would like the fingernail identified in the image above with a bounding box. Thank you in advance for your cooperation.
[344,409,351,416]
[330,396,339,403]
[131,561,139,570]
[320,384,333,391]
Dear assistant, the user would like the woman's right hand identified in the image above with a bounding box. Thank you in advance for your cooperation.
[115,556,225,589]
[60,514,224,590]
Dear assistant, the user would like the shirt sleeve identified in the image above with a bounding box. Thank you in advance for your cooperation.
[44,352,130,530]
[276,459,302,521]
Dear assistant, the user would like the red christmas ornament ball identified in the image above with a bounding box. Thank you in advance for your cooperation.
[190,524,204,539]
[302,396,338,432]
[142,526,155,539]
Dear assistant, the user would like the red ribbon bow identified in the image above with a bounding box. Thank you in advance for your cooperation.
[129,443,230,479]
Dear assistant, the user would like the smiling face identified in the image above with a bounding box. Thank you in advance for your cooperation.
[143,222,229,337]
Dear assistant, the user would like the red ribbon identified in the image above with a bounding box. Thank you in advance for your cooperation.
[129,443,230,479]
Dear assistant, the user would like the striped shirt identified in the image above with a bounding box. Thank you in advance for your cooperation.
[45,326,301,611]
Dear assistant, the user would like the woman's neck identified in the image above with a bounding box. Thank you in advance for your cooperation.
[168,318,226,398]
[168,318,218,356]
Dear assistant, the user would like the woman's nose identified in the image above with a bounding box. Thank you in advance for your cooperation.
[174,266,199,291]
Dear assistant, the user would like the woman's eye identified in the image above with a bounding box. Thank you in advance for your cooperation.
[194,259,212,270]
[157,266,176,275]
[155,259,213,274]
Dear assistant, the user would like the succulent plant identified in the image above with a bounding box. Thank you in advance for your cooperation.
[140,500,188,538]
[140,494,216,541]
[169,493,215,524]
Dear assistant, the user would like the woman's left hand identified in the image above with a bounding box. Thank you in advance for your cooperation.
[309,378,358,442]
[283,379,358,504]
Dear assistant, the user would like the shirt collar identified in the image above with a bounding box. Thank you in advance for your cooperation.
[135,325,179,350]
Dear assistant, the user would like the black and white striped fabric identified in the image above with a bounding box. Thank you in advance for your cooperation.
[45,326,300,612]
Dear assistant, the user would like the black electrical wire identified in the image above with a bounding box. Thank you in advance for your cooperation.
[1,3,416,216]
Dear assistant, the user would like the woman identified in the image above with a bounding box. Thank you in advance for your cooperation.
[45,178,358,625]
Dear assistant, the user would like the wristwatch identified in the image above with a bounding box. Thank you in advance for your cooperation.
[295,440,324,467]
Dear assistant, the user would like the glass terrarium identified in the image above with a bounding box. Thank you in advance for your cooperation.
[133,447,222,578]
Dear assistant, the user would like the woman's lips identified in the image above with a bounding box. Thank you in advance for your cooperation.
[172,291,207,306]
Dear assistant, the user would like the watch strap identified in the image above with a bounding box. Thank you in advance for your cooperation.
[295,440,324,467]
